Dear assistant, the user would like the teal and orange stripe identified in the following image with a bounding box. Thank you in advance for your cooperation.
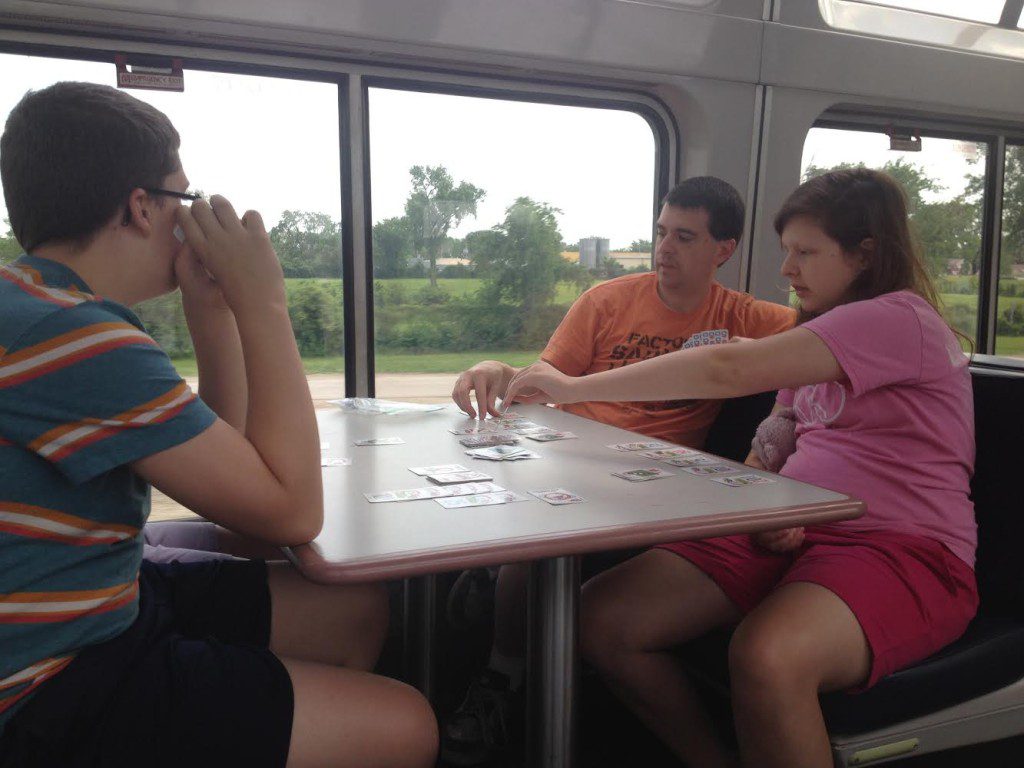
[0,580,139,624]
[0,321,156,390]
[0,265,94,308]
[0,655,75,716]
[0,502,139,546]
[29,380,196,462]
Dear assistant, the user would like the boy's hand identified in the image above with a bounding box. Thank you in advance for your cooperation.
[174,244,230,316]
[452,361,512,419]
[752,527,805,553]
[176,196,285,314]
[503,360,577,407]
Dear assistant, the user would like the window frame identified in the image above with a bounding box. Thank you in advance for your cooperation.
[809,111,1024,370]
[0,39,677,396]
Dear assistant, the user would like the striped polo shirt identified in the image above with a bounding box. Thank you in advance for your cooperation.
[0,255,216,731]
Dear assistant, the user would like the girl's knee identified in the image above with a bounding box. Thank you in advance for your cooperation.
[728,619,804,692]
[579,582,631,665]
[385,683,439,768]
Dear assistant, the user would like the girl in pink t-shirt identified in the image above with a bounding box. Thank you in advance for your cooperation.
[503,169,977,768]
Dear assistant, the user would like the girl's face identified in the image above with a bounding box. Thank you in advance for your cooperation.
[780,215,866,315]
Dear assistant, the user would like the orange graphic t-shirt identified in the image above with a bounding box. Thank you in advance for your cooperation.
[541,272,795,448]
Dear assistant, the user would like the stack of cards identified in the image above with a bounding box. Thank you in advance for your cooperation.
[408,464,469,476]
[612,467,674,482]
[682,464,738,476]
[428,470,494,484]
[465,445,541,462]
[436,491,529,509]
[607,441,673,452]
[530,488,585,505]
[459,434,520,448]
[682,329,729,348]
[365,481,503,503]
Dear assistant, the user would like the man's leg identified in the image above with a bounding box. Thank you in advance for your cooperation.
[267,563,439,768]
[580,549,742,768]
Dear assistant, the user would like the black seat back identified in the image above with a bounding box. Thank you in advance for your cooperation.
[702,390,777,463]
[970,366,1024,617]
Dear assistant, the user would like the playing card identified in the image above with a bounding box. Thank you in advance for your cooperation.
[510,424,551,435]
[712,473,777,487]
[364,482,503,503]
[636,447,697,460]
[611,467,674,482]
[530,488,585,505]
[682,464,739,476]
[354,437,405,446]
[660,455,716,468]
[682,329,729,348]
[608,441,673,452]
[436,492,529,509]
[321,457,351,467]
[459,434,520,448]
[499,450,541,461]
[527,431,577,442]
[409,464,469,476]
[448,425,487,435]
[427,470,494,484]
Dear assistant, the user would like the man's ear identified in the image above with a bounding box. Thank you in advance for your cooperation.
[715,238,737,268]
[123,188,154,234]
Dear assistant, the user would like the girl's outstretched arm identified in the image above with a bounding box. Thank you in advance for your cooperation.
[503,327,845,407]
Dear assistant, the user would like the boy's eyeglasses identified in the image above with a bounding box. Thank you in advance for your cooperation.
[121,188,203,225]
[144,188,203,202]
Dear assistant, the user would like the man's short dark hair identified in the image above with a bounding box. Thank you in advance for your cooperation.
[663,176,745,242]
[1,81,181,251]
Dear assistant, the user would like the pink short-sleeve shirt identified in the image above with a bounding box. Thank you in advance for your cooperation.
[778,290,976,566]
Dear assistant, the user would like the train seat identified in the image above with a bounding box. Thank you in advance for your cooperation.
[681,365,1024,766]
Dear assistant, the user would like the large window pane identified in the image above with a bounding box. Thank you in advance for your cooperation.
[854,0,1004,24]
[996,144,1024,359]
[0,54,342,519]
[367,88,656,403]
[801,127,986,346]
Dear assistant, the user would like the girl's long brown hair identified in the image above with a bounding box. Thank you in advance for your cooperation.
[773,168,970,348]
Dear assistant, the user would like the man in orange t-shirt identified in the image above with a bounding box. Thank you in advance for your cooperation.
[452,176,795,449]
[442,177,795,767]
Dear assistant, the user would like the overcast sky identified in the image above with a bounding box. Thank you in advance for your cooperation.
[0,51,980,251]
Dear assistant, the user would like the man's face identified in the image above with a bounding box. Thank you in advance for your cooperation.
[653,205,735,293]
[151,168,190,291]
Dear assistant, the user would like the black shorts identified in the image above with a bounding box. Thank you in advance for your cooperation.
[0,559,293,768]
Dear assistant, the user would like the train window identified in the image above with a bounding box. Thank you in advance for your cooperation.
[366,87,656,403]
[852,1,1005,25]
[0,53,342,520]
[801,126,986,346]
[996,143,1024,360]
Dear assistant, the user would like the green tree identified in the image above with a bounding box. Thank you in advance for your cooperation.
[269,210,342,278]
[404,166,485,287]
[1001,145,1024,267]
[471,197,568,313]
[804,158,941,215]
[0,220,22,265]
[912,199,982,277]
[372,216,412,278]
[620,238,652,253]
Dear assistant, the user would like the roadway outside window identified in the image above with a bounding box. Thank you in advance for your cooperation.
[0,53,342,520]
[996,143,1024,358]
[800,126,997,353]
[366,87,657,404]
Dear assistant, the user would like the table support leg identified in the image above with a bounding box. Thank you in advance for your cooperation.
[527,555,580,768]
[402,574,437,703]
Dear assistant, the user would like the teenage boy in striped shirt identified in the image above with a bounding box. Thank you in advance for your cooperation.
[0,81,437,768]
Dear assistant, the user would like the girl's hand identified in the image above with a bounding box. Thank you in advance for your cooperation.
[502,361,577,408]
[752,527,805,553]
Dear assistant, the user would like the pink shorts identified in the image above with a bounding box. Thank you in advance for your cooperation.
[657,526,978,689]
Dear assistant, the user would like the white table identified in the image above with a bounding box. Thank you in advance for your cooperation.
[287,404,863,767]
